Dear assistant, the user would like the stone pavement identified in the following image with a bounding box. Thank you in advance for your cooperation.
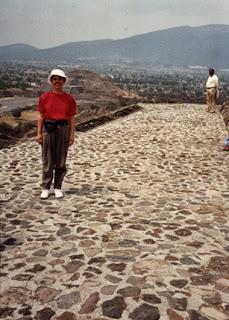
[0,103,229,320]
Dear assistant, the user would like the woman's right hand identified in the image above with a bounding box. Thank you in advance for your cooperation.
[36,133,43,144]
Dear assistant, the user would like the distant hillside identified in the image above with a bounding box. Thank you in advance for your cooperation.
[0,25,229,68]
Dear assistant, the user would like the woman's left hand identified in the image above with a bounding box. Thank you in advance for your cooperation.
[69,133,74,146]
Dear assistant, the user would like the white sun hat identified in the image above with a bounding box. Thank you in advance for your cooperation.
[48,69,68,84]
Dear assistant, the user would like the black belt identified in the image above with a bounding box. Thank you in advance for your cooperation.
[45,120,68,126]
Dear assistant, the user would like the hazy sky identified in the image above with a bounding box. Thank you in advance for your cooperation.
[0,0,229,48]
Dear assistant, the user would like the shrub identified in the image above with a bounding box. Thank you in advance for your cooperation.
[107,101,118,111]
[12,125,22,136]
[118,95,127,107]
[12,108,22,119]
[0,122,14,135]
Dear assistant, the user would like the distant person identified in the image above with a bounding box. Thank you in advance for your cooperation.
[206,68,219,113]
[220,101,229,151]
[36,69,77,199]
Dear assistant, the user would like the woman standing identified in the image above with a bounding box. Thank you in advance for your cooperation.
[36,69,77,199]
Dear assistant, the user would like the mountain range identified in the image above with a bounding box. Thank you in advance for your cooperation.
[0,24,229,68]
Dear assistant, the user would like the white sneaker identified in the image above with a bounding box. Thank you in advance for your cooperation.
[54,189,64,199]
[40,189,49,199]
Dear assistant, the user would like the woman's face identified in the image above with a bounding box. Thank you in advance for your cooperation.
[51,75,65,90]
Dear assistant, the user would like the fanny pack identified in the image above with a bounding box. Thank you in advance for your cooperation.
[44,120,68,133]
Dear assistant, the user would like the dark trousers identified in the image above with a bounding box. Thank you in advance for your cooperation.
[42,125,69,189]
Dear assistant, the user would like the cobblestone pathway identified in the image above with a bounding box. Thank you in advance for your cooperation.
[0,104,229,320]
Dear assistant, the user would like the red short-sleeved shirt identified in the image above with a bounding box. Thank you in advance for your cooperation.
[37,91,77,120]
